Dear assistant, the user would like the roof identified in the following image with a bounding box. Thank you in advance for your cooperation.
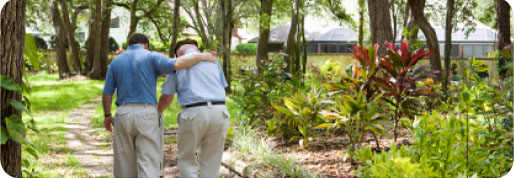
[248,21,503,44]
[314,22,500,43]
[248,23,320,43]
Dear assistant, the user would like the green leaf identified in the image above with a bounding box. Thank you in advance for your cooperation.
[298,125,307,137]
[5,115,26,144]
[0,75,22,93]
[10,100,28,113]
[272,105,293,115]
[462,90,470,103]
[288,136,299,143]
[24,34,40,70]
[1,126,9,144]
[314,123,335,129]
[24,145,38,159]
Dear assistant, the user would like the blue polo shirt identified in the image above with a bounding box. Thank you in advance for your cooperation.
[103,45,176,106]
[161,49,227,106]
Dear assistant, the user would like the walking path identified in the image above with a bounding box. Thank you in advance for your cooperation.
[64,97,113,177]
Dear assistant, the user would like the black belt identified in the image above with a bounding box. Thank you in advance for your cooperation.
[184,101,225,108]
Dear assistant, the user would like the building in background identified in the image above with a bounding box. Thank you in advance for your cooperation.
[248,21,507,59]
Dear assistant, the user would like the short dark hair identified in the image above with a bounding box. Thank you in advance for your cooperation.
[128,33,149,46]
[174,38,198,57]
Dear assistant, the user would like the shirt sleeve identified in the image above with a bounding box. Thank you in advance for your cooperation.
[103,64,116,95]
[151,52,176,75]
[217,61,228,88]
[161,74,177,96]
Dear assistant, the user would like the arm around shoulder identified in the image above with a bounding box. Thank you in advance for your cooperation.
[174,52,217,70]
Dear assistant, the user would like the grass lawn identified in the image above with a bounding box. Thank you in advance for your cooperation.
[25,72,104,112]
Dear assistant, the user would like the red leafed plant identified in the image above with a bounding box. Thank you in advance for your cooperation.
[375,40,438,142]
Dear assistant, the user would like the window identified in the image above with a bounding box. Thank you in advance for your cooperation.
[461,44,494,58]
[462,45,473,58]
[473,45,484,58]
[110,17,119,28]
[318,43,356,53]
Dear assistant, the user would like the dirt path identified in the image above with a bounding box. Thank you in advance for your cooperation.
[64,97,113,177]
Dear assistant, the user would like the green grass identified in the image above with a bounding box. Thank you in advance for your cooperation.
[22,111,88,177]
[25,72,104,112]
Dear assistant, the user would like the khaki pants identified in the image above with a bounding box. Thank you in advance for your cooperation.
[113,104,164,178]
[177,104,230,178]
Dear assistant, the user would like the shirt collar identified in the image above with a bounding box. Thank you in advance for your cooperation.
[128,44,144,50]
[185,49,199,55]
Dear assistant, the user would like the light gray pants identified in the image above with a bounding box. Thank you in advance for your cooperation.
[177,104,230,178]
[113,104,164,178]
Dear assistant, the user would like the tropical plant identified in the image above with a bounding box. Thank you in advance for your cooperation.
[374,40,437,142]
[316,89,392,152]
[269,86,323,147]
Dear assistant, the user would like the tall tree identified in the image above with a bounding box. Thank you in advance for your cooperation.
[0,0,26,176]
[99,0,113,78]
[282,0,299,73]
[216,0,234,92]
[256,0,273,72]
[408,0,442,78]
[443,0,455,95]
[496,0,512,78]
[169,0,181,57]
[87,0,103,79]
[51,0,71,78]
[58,0,82,73]
[368,0,393,55]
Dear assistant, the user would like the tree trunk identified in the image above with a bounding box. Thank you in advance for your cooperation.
[169,0,181,57]
[52,0,71,79]
[391,0,398,44]
[126,0,140,40]
[408,0,442,78]
[256,0,273,72]
[216,0,233,93]
[88,0,103,79]
[59,0,82,74]
[99,0,113,79]
[85,0,97,72]
[194,1,211,49]
[223,0,233,93]
[402,2,410,40]
[368,0,393,55]
[443,0,454,96]
[496,0,512,79]
[282,0,299,73]
[358,0,364,47]
[0,0,25,176]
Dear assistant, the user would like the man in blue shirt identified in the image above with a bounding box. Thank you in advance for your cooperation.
[102,34,217,177]
[157,38,229,178]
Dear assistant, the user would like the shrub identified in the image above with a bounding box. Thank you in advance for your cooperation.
[232,55,295,125]
[269,87,323,146]
[108,37,119,52]
[33,35,48,49]
[234,43,257,54]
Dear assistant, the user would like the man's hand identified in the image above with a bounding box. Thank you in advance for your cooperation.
[199,52,217,64]
[104,116,114,132]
